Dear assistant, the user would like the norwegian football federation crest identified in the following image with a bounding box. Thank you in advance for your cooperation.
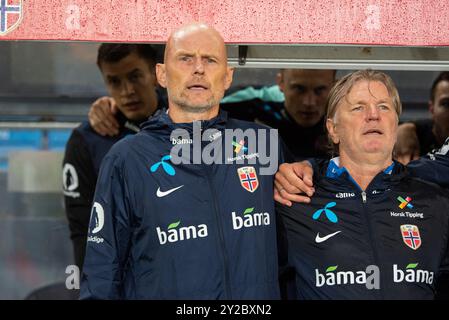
[400,224,422,250]
[0,0,23,36]
[238,166,259,193]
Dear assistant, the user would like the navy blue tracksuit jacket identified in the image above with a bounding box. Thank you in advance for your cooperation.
[278,159,449,299]
[80,109,283,299]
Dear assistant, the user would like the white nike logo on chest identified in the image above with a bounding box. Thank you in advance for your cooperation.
[315,231,342,243]
[156,185,184,198]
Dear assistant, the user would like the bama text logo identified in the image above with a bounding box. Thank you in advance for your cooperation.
[232,207,270,230]
[315,265,380,289]
[151,155,176,176]
[393,263,433,284]
[312,202,338,223]
[156,220,208,245]
[397,196,413,209]
[171,137,193,145]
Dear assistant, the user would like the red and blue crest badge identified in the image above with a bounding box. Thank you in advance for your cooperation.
[400,224,422,250]
[237,166,259,193]
[0,0,23,36]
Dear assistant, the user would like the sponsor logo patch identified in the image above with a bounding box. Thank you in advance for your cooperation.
[312,202,338,223]
[397,196,413,209]
[400,224,422,250]
[156,220,208,245]
[231,207,270,230]
[150,155,176,176]
[237,166,259,193]
[62,163,80,198]
[315,231,342,243]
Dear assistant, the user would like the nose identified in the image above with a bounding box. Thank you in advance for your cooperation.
[120,79,135,96]
[193,58,205,75]
[302,92,317,107]
[366,105,380,121]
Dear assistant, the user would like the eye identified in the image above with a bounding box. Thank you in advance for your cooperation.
[439,99,449,109]
[206,57,217,64]
[378,104,390,111]
[180,55,192,62]
[351,105,363,111]
[129,72,143,83]
[108,78,120,87]
[291,85,306,94]
[314,86,327,96]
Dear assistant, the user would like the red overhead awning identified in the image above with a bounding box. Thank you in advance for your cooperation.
[1,0,449,45]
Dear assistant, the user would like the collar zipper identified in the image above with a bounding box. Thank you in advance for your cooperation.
[361,191,367,203]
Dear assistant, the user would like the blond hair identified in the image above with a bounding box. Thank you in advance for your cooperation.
[325,70,402,153]
[326,70,401,120]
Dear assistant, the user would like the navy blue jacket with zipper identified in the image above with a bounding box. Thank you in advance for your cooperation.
[277,158,449,299]
[63,113,142,270]
[80,109,283,299]
[407,137,449,189]
[63,95,166,271]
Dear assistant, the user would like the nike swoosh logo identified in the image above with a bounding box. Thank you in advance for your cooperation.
[156,185,184,198]
[315,231,342,243]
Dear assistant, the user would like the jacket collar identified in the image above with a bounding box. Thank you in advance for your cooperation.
[315,158,408,192]
[141,108,228,134]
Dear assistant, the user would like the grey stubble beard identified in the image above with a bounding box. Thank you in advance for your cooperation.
[169,89,221,114]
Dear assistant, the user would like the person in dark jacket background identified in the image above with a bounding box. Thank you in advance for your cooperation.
[63,43,163,272]
[395,71,449,164]
[221,69,336,160]
[80,23,283,299]
[277,70,449,299]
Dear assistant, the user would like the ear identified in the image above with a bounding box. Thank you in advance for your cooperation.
[276,71,285,93]
[224,67,234,90]
[156,63,167,88]
[326,118,340,144]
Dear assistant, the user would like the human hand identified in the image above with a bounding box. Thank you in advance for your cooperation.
[394,123,420,165]
[88,97,120,137]
[274,161,315,206]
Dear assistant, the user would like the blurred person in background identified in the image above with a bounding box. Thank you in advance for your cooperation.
[395,71,449,165]
[63,44,163,272]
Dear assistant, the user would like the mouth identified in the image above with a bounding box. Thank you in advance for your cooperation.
[363,129,383,135]
[299,111,317,115]
[298,111,318,118]
[187,84,209,91]
[122,101,142,110]
[124,101,141,106]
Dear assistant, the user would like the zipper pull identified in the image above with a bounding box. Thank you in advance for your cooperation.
[361,191,367,203]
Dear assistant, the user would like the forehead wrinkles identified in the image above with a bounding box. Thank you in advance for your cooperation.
[284,70,334,83]
[344,81,390,106]
[166,28,227,61]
